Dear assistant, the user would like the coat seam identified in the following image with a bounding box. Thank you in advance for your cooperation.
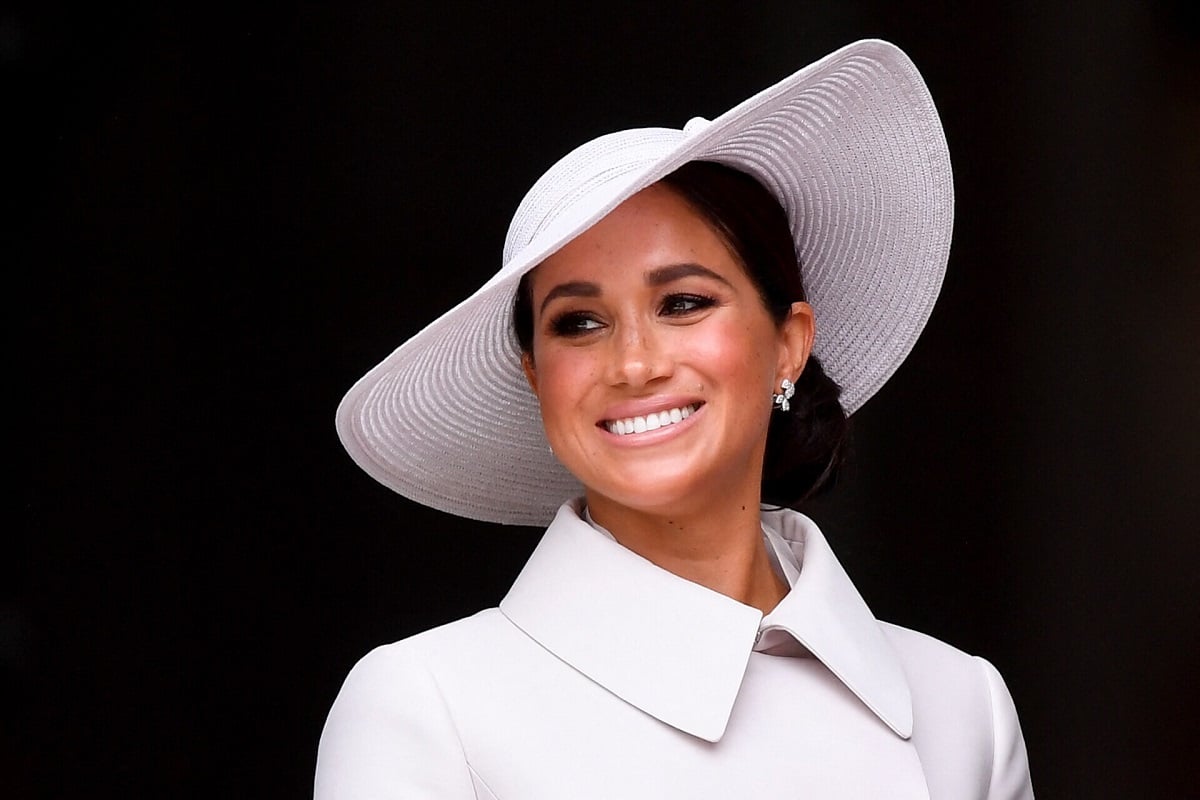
[416,651,483,799]
[975,655,997,796]
[466,763,500,800]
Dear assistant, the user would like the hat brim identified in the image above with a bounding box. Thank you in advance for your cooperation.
[337,39,953,526]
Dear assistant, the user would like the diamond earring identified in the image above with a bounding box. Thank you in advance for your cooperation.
[772,378,795,412]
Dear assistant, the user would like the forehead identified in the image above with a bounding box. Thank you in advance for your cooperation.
[527,183,740,290]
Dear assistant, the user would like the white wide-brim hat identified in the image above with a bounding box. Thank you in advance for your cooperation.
[337,39,953,526]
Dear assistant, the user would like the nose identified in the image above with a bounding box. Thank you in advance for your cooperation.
[605,320,672,389]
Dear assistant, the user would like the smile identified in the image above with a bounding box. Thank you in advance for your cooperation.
[603,403,701,436]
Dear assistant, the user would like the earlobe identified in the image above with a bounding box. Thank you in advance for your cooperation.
[779,301,816,379]
[521,352,539,397]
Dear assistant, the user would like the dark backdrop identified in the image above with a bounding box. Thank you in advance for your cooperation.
[13,2,1199,798]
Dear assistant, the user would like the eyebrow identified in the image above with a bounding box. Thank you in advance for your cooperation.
[645,262,734,289]
[538,281,601,315]
[538,262,733,315]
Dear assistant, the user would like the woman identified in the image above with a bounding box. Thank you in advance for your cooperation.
[317,40,1034,799]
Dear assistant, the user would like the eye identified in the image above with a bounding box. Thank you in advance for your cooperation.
[549,311,605,337]
[660,293,717,316]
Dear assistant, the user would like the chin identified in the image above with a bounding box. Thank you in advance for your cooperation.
[565,441,765,519]
[585,468,719,518]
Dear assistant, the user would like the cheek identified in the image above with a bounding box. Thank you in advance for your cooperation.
[680,320,776,390]
[531,349,601,424]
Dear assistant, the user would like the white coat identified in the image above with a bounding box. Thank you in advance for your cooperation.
[315,500,1034,799]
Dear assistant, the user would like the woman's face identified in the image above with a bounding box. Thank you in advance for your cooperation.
[521,182,813,518]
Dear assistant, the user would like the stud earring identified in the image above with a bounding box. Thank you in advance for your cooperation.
[772,378,795,412]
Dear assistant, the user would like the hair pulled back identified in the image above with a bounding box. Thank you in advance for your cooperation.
[513,160,850,508]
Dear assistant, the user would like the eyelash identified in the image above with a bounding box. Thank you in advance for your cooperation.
[548,293,718,337]
[661,293,717,316]
[549,312,603,337]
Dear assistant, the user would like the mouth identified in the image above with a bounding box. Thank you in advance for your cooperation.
[602,403,702,436]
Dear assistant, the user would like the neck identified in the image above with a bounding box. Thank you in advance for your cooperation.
[586,490,788,614]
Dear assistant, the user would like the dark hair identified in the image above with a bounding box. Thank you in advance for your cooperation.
[513,160,850,507]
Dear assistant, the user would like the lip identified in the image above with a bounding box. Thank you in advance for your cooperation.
[599,396,704,423]
[597,399,705,443]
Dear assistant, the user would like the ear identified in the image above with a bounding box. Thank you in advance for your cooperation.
[521,351,540,397]
[777,301,815,383]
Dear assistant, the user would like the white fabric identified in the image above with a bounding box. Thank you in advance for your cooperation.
[585,505,808,656]
[335,39,954,525]
[315,501,1034,799]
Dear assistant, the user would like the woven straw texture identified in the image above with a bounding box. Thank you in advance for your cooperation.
[337,39,953,525]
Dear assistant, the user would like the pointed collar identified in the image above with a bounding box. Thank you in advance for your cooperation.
[499,499,913,742]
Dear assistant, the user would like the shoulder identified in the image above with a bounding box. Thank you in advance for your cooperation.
[314,610,513,800]
[880,622,1023,730]
[881,621,982,680]
[326,608,527,722]
[881,623,1034,800]
[356,608,514,666]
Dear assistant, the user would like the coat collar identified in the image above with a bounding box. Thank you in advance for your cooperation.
[499,499,913,743]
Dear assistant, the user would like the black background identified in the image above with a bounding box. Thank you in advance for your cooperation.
[12,2,1199,798]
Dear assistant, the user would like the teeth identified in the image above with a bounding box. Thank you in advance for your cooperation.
[605,404,698,436]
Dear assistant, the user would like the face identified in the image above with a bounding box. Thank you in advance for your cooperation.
[521,183,813,519]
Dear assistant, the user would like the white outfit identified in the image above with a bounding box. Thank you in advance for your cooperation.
[315,500,1034,799]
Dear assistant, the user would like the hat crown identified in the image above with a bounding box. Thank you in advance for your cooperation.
[502,128,685,269]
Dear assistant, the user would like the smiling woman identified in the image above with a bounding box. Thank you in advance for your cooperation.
[515,177,821,612]
[318,40,1034,799]
[521,181,811,530]
[514,160,851,512]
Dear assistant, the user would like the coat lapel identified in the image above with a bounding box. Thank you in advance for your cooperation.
[500,501,760,742]
[499,500,913,743]
[760,508,914,738]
